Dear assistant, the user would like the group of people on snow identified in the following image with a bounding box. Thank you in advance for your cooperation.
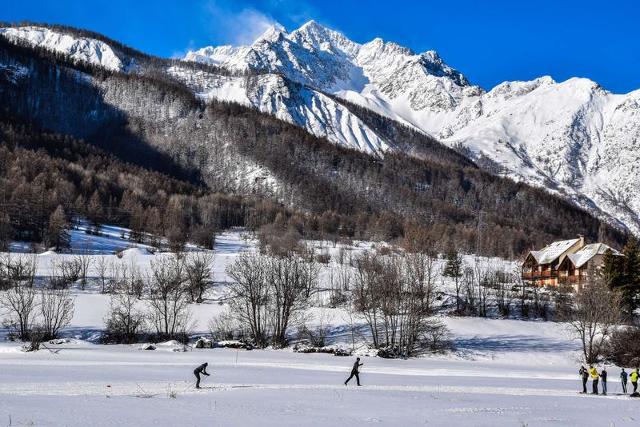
[580,365,639,396]
[192,358,365,388]
[193,359,639,395]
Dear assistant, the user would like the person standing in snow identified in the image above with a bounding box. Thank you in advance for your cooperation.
[579,366,589,393]
[600,368,607,395]
[631,368,639,395]
[620,368,628,394]
[194,362,210,389]
[589,365,599,395]
[344,357,363,386]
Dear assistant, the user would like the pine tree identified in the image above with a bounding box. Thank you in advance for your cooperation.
[46,205,70,251]
[443,249,463,313]
[0,212,13,251]
[621,241,640,318]
[87,190,104,228]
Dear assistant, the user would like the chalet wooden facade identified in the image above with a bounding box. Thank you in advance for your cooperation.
[521,237,621,287]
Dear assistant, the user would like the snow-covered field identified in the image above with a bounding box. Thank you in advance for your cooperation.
[1,228,638,426]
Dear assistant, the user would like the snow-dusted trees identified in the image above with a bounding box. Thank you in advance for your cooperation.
[226,251,319,348]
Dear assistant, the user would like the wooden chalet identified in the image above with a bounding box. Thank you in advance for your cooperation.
[556,243,623,287]
[522,237,585,286]
[522,236,622,287]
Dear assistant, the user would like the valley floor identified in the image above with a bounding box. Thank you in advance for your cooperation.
[1,228,638,426]
[1,317,638,427]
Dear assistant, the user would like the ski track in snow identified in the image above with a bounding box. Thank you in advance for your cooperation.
[0,381,618,399]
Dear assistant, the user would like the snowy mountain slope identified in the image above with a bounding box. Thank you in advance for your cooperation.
[185,22,640,234]
[0,26,126,71]
[166,64,391,155]
[1,23,637,235]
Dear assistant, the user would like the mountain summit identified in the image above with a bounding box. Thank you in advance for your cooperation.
[183,21,640,236]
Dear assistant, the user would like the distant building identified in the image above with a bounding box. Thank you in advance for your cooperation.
[521,236,622,287]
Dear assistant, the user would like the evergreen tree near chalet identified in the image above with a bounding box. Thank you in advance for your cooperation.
[603,240,640,319]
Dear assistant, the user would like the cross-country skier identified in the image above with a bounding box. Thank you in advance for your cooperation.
[620,368,628,394]
[344,357,363,386]
[631,368,639,396]
[194,362,210,389]
[600,368,607,395]
[589,365,599,395]
[579,366,589,393]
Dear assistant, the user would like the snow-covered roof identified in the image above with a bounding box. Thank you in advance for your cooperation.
[530,238,581,265]
[566,243,621,268]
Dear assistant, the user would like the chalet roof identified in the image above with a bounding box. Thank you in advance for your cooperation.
[567,243,622,268]
[530,238,581,265]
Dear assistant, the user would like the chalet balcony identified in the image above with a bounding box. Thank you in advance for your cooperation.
[521,270,557,280]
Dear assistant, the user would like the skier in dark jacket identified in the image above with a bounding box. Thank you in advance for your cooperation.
[579,366,589,393]
[194,362,210,389]
[344,357,363,386]
[620,368,628,394]
[600,368,608,395]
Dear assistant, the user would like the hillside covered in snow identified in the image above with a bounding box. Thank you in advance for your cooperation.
[183,21,640,235]
[0,23,630,258]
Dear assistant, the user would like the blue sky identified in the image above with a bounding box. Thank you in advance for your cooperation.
[2,0,639,93]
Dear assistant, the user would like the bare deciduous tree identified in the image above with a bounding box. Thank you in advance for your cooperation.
[40,287,74,340]
[185,251,214,303]
[226,252,270,347]
[103,271,147,343]
[74,253,93,291]
[146,255,193,341]
[0,283,38,340]
[353,252,445,357]
[94,256,111,293]
[564,277,622,364]
[267,254,318,348]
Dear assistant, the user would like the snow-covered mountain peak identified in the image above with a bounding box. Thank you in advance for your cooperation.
[254,23,287,44]
[288,20,360,57]
[0,26,124,71]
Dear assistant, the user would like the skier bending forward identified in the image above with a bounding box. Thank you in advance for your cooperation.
[194,362,210,389]
[344,357,364,386]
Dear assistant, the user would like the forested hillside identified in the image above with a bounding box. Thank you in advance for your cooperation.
[0,27,628,257]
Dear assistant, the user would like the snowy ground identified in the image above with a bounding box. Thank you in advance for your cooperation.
[1,319,637,426]
[1,228,638,426]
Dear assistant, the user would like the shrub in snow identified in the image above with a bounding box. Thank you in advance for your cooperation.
[139,343,156,350]
[214,340,251,350]
[195,337,213,348]
[606,326,640,367]
[102,287,146,344]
